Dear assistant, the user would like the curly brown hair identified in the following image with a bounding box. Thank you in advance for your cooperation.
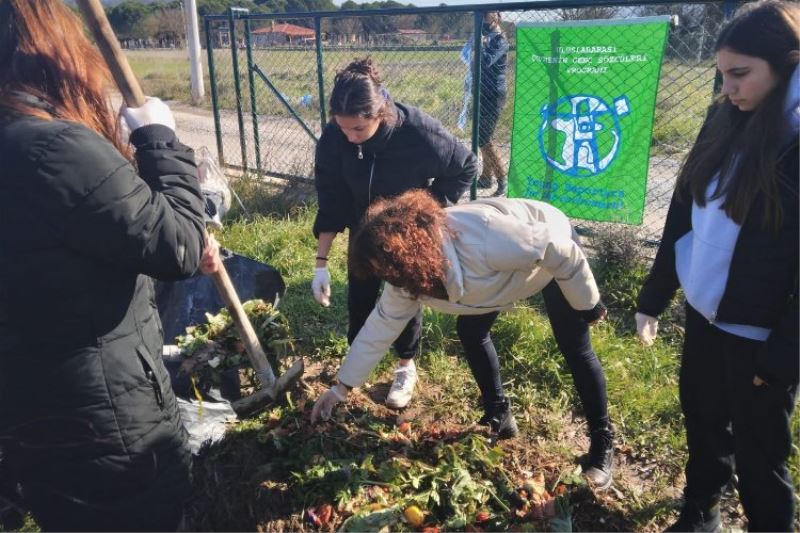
[349,190,449,298]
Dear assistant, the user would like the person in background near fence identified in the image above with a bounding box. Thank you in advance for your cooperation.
[636,2,799,531]
[0,1,221,530]
[311,190,617,489]
[311,57,477,410]
[475,11,510,197]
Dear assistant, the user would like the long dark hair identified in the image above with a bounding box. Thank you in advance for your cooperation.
[350,190,448,299]
[329,57,395,122]
[0,0,129,158]
[677,0,799,230]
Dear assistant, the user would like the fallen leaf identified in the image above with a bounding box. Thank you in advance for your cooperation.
[318,503,333,525]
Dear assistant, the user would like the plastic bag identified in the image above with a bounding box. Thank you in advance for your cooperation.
[154,249,286,344]
[176,392,238,455]
[196,146,232,228]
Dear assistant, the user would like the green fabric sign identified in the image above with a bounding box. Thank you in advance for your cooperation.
[508,17,669,224]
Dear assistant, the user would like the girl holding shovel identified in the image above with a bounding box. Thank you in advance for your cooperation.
[311,57,477,410]
[0,1,219,530]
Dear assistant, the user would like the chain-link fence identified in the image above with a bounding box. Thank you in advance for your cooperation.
[204,1,738,243]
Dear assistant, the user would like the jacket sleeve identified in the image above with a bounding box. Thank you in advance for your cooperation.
[337,284,421,388]
[481,33,509,69]
[41,124,205,281]
[313,128,352,238]
[755,289,799,388]
[638,109,717,317]
[429,135,477,206]
[636,184,691,317]
[484,213,599,310]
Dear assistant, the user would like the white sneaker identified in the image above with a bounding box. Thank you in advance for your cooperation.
[385,360,417,409]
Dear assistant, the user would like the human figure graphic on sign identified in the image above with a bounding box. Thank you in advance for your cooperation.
[539,94,630,177]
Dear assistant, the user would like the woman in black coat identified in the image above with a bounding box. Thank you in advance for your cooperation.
[0,1,218,530]
[475,11,510,197]
[636,2,799,530]
[311,57,477,410]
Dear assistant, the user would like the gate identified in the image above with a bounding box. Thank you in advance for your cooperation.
[204,0,739,242]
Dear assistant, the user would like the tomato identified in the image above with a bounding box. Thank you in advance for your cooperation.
[317,503,333,525]
[404,505,425,527]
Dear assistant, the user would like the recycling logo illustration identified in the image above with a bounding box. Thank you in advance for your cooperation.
[537,94,631,177]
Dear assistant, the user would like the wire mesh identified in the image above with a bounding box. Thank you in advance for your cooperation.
[205,2,732,243]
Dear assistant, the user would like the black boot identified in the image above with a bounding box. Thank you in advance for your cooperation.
[584,426,614,490]
[492,178,507,197]
[476,175,493,189]
[664,499,721,532]
[478,399,519,439]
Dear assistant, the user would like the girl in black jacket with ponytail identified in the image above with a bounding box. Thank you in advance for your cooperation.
[311,57,477,411]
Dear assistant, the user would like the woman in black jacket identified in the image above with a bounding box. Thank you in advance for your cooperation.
[312,57,477,410]
[0,1,217,530]
[475,11,510,197]
[636,2,799,531]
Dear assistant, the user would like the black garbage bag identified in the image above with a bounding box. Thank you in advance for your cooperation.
[154,249,285,345]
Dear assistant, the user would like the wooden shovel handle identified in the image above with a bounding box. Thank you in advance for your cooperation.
[210,257,275,387]
[75,0,146,107]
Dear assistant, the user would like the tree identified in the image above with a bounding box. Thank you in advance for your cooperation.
[107,0,150,39]
[638,4,725,61]
[141,7,186,47]
[559,6,619,21]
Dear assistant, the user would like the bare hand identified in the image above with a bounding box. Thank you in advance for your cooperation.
[200,232,222,274]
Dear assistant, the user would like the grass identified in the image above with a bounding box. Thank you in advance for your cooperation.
[127,48,713,157]
[202,181,800,530]
[5,181,797,531]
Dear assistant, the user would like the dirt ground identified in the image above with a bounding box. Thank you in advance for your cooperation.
[185,360,748,532]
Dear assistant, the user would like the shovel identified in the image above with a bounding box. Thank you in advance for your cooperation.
[76,0,304,412]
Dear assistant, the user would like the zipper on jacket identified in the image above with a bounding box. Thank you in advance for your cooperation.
[136,345,165,409]
[357,145,363,160]
[148,369,165,408]
[368,154,377,203]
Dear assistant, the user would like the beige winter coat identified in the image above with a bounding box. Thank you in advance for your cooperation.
[338,197,600,388]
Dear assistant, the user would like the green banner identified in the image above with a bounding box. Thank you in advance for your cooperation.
[508,17,669,224]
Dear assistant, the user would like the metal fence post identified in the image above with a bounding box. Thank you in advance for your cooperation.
[228,7,249,173]
[205,17,225,167]
[469,10,484,201]
[244,17,262,173]
[314,17,327,129]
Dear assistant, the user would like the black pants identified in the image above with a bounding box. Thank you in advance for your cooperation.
[680,304,797,531]
[455,279,609,432]
[347,270,421,359]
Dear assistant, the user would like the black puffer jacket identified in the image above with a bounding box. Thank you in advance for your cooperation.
[0,114,205,529]
[638,131,798,387]
[313,102,477,237]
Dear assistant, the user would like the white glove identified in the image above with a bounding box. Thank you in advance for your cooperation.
[635,312,658,346]
[311,266,331,307]
[120,97,176,133]
[311,384,348,423]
